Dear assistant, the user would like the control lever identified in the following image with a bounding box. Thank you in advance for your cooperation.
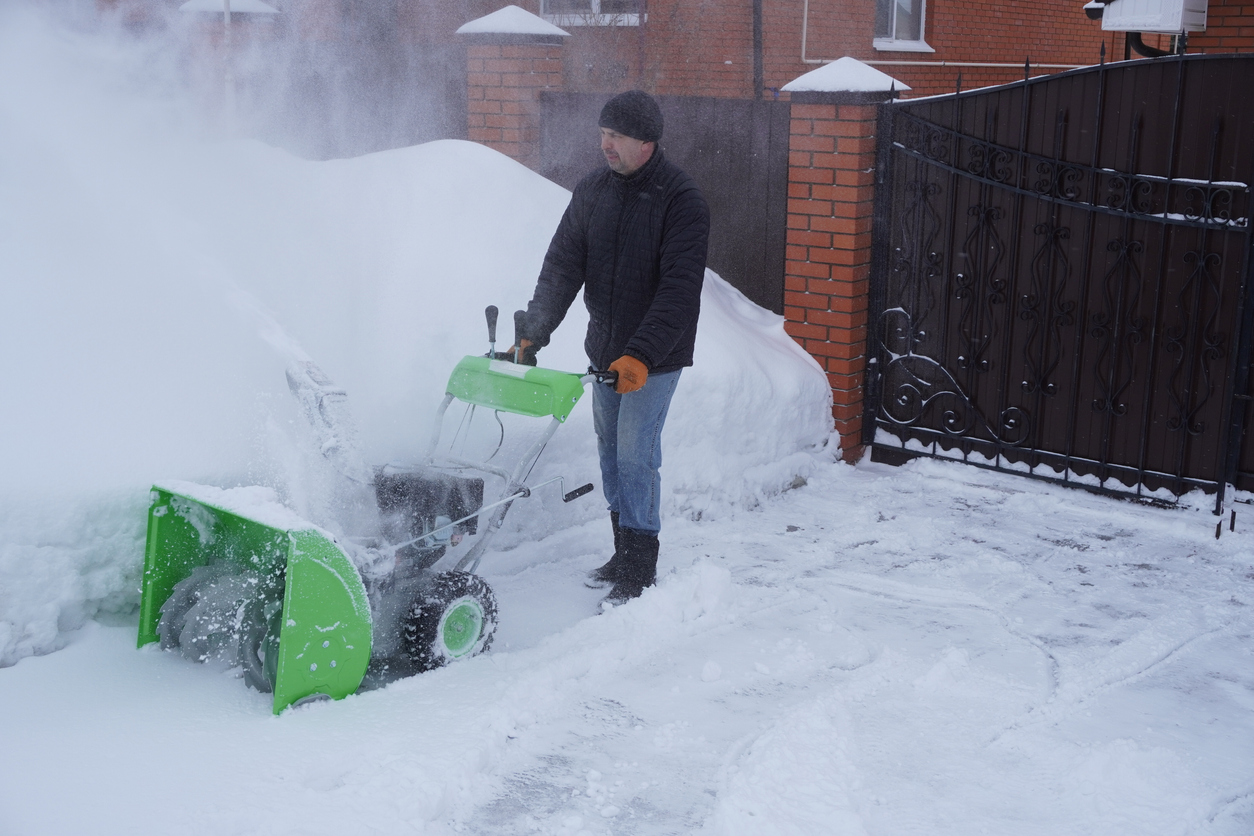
[485,305,498,357]
[512,310,526,363]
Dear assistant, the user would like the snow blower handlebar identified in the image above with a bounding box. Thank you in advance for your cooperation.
[583,368,618,387]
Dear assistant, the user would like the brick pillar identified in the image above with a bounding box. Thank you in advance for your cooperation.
[783,93,886,463]
[463,38,565,171]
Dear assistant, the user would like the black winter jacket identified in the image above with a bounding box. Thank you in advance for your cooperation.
[522,148,710,374]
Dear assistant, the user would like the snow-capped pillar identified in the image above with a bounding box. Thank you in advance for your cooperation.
[780,59,907,463]
[457,6,570,172]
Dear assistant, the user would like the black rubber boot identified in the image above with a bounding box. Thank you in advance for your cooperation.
[603,527,659,605]
[586,511,625,588]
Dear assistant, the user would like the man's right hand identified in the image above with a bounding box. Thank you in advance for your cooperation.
[502,339,537,366]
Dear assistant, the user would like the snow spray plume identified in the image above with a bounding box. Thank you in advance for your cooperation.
[224,281,379,538]
[166,0,461,159]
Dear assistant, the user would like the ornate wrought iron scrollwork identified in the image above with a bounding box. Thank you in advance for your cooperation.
[1034,160,1084,201]
[1106,174,1156,215]
[997,406,1031,446]
[1183,185,1237,226]
[1090,238,1147,416]
[1164,250,1226,435]
[879,310,1031,445]
[898,116,951,164]
[955,203,1006,373]
[889,179,944,355]
[1020,222,1075,396]
[967,142,1016,185]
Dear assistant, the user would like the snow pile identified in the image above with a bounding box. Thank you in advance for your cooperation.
[0,493,145,665]
[0,8,831,666]
[672,278,835,518]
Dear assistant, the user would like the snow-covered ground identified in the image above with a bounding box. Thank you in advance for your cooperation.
[4,461,1253,836]
[2,7,1253,836]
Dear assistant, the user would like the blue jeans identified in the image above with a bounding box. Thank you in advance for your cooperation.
[591,368,682,534]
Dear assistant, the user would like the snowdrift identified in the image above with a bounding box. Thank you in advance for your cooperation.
[0,9,833,667]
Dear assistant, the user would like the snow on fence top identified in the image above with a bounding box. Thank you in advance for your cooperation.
[456,5,570,37]
[782,56,910,94]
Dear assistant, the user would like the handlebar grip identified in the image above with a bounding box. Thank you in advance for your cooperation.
[587,369,619,386]
[485,305,498,343]
[563,483,594,502]
[513,310,526,347]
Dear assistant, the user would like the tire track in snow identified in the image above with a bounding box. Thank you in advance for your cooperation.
[1201,782,1254,831]
[814,570,1062,703]
[990,611,1237,743]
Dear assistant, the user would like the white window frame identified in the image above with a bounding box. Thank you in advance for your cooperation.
[541,0,645,27]
[873,0,935,53]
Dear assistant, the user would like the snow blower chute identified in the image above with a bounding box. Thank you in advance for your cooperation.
[138,306,614,713]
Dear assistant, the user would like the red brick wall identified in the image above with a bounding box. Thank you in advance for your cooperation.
[643,0,758,96]
[454,0,1108,100]
[1189,0,1254,52]
[528,0,1105,100]
[783,100,878,461]
[559,25,646,92]
[796,0,1107,98]
[466,43,564,170]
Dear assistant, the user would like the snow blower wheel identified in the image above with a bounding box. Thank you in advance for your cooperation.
[400,572,498,671]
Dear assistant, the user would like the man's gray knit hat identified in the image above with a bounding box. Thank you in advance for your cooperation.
[598,90,663,143]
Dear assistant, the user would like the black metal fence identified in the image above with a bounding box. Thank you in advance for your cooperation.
[866,55,1254,507]
[538,92,790,313]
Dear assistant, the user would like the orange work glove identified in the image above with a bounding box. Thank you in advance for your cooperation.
[609,355,648,394]
[503,339,536,365]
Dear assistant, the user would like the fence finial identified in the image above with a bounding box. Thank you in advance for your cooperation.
[1100,40,1106,66]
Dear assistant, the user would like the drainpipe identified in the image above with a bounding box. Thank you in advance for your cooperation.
[753,0,764,100]
[1127,31,1171,57]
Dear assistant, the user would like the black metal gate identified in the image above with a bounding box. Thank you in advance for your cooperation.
[539,92,790,313]
[866,55,1254,507]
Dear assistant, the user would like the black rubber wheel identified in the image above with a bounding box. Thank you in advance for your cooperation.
[399,572,498,672]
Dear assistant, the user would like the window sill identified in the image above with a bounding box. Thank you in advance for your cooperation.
[544,13,645,26]
[873,38,936,53]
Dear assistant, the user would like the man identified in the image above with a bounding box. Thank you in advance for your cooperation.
[512,90,710,604]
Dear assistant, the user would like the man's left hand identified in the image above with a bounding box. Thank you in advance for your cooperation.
[609,355,648,394]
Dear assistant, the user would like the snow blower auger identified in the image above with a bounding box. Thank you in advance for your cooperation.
[138,306,614,714]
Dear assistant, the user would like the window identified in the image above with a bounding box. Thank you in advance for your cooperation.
[541,0,644,27]
[874,0,934,52]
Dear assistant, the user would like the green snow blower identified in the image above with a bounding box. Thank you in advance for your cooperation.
[138,306,614,714]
